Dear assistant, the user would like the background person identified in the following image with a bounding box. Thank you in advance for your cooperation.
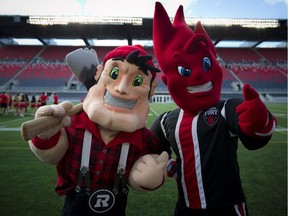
[53,93,59,104]
[19,93,26,117]
[30,95,37,112]
[13,94,19,116]
[0,92,8,114]
[40,92,48,106]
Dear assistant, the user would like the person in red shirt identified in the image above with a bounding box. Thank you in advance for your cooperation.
[53,93,59,104]
[30,95,37,112]
[28,45,168,216]
[40,92,47,106]
[19,93,27,117]
[36,97,42,109]
[6,93,12,111]
[0,92,8,114]
[13,94,20,116]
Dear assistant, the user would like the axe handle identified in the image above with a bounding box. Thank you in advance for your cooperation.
[21,103,83,141]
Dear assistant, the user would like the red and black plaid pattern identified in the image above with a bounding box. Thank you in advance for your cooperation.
[55,111,160,195]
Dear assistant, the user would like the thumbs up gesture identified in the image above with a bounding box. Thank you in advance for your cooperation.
[236,84,276,137]
[129,152,169,192]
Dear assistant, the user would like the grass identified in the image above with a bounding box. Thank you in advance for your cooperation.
[0,102,286,216]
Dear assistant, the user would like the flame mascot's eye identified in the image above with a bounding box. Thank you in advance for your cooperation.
[203,57,212,72]
[132,74,143,86]
[110,67,119,79]
[178,66,192,77]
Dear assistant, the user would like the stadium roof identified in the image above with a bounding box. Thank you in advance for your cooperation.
[0,15,287,48]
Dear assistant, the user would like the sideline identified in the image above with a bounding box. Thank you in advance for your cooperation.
[0,128,21,131]
[276,128,288,132]
[0,116,31,126]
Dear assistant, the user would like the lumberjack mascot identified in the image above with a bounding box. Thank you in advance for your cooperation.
[151,2,277,216]
[22,45,168,216]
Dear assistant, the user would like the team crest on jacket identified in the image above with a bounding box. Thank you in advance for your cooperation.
[203,107,219,126]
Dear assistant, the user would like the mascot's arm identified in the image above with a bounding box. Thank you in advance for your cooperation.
[128,152,168,192]
[236,84,277,148]
[28,101,72,165]
[150,113,176,178]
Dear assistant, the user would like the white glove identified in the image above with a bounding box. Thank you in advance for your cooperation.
[129,152,169,191]
[35,101,73,139]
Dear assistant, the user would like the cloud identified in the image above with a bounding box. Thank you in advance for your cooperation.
[81,0,156,17]
[82,0,199,17]
[158,0,199,17]
[265,0,288,5]
[0,0,81,15]
[0,0,286,18]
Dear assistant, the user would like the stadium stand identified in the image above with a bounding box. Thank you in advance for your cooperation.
[16,46,78,88]
[0,46,42,86]
[0,46,287,103]
[256,48,287,73]
[216,48,287,92]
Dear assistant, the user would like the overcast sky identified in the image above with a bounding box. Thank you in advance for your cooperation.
[0,0,287,19]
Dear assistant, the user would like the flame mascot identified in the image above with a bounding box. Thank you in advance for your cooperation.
[151,2,277,216]
[28,45,168,216]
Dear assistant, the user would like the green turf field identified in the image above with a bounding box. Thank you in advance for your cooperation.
[0,102,286,216]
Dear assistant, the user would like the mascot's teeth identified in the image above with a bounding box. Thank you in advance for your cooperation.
[104,91,136,110]
[187,81,213,93]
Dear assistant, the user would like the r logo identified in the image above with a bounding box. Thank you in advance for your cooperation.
[94,194,110,208]
[89,189,115,213]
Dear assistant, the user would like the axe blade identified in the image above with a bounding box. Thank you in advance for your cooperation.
[66,48,99,90]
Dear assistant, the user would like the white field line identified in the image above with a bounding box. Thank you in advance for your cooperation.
[0,117,29,126]
[150,107,160,117]
[0,128,21,131]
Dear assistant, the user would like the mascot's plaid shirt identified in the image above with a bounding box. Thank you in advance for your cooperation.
[37,111,161,196]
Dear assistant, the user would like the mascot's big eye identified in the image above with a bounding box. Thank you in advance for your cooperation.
[178,66,192,77]
[109,67,119,79]
[203,57,212,72]
[132,74,143,86]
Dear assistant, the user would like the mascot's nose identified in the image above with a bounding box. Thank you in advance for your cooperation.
[115,78,130,95]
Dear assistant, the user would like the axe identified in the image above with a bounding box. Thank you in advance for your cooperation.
[66,47,99,90]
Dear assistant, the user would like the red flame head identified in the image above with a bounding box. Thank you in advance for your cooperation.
[153,2,223,113]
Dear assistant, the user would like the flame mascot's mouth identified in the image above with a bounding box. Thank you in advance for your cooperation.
[104,91,137,110]
[187,81,213,93]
